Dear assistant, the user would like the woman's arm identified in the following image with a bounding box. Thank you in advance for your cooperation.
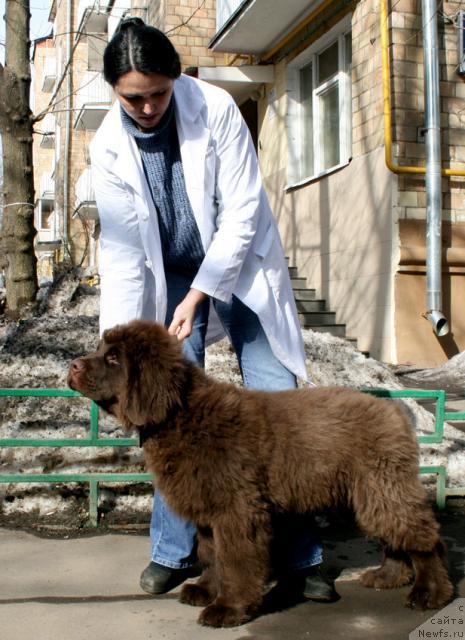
[191,92,264,303]
[167,287,207,340]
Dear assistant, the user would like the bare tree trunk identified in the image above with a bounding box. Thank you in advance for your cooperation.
[0,0,38,316]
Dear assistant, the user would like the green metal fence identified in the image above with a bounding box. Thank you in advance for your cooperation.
[0,387,464,525]
[0,388,152,526]
[365,388,465,509]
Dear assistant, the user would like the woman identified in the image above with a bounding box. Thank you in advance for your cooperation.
[91,17,334,601]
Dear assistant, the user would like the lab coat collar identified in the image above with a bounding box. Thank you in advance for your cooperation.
[101,74,203,153]
[98,75,209,200]
[173,74,204,123]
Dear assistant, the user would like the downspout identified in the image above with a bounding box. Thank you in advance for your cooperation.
[421,0,449,336]
[62,0,72,257]
[380,0,452,336]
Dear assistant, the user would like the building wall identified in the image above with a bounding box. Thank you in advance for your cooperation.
[256,0,398,362]
[389,0,465,364]
[396,219,465,366]
[148,0,224,69]
[32,38,57,281]
[34,0,465,365]
[67,29,103,271]
[255,0,465,365]
[43,0,92,270]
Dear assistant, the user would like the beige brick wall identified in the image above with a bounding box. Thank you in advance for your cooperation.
[34,3,102,272]
[148,0,225,69]
[350,0,465,224]
[386,0,465,222]
[351,0,385,157]
[32,39,58,281]
[32,40,56,203]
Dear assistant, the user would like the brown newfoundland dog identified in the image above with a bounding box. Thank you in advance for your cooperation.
[68,320,453,627]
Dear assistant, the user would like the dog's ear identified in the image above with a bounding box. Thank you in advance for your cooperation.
[116,322,185,426]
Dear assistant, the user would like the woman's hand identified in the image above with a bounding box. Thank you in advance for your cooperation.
[168,288,207,341]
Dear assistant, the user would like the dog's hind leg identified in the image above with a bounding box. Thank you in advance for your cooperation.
[180,527,218,607]
[353,474,453,609]
[406,540,453,610]
[361,547,413,589]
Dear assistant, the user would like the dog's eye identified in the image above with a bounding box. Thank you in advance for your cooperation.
[105,351,120,366]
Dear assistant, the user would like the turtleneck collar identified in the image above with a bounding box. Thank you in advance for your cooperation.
[120,95,176,140]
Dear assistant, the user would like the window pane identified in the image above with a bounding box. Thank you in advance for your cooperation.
[344,32,352,72]
[300,61,314,177]
[318,41,338,84]
[41,202,53,230]
[319,83,340,170]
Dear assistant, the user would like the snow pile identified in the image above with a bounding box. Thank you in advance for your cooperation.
[399,351,465,392]
[0,271,463,529]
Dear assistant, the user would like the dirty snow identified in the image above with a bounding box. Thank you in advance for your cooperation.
[0,271,464,529]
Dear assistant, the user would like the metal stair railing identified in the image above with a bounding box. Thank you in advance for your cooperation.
[0,387,464,524]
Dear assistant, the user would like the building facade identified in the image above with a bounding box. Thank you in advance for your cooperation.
[32,0,465,366]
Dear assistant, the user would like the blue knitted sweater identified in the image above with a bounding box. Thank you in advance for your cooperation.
[120,98,205,276]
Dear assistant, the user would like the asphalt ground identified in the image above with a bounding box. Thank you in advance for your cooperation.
[0,507,463,640]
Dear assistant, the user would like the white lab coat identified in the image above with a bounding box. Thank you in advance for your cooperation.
[90,73,307,380]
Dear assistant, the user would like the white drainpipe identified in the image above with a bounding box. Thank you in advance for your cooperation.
[422,0,449,336]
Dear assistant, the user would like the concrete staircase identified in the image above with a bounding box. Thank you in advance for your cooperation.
[288,263,349,339]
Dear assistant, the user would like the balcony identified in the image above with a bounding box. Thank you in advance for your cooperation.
[216,0,244,31]
[39,171,55,201]
[74,72,112,130]
[76,0,111,36]
[42,56,56,92]
[39,113,56,149]
[108,0,131,40]
[211,0,323,55]
[198,65,274,105]
[74,167,98,220]
[36,172,60,253]
[35,237,62,253]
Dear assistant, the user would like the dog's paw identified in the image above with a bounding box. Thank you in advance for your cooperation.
[406,583,453,610]
[361,566,413,589]
[198,603,250,628]
[405,585,435,610]
[179,583,213,607]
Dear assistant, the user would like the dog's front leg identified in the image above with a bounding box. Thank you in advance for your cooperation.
[197,511,271,628]
[180,527,218,607]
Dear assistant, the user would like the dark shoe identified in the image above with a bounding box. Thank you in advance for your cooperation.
[140,561,199,595]
[302,566,339,602]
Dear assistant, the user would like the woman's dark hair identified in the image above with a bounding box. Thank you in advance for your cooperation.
[103,17,181,85]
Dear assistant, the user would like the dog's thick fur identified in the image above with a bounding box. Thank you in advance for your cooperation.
[68,320,453,627]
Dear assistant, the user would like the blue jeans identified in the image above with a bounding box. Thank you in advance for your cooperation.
[150,271,323,571]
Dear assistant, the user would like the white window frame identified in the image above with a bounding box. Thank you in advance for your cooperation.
[286,15,352,188]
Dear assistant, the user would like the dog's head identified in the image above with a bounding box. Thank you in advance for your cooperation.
[68,320,186,429]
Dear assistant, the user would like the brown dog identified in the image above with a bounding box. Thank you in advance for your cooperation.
[68,320,453,627]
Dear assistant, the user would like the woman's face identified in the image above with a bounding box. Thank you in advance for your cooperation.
[114,70,175,130]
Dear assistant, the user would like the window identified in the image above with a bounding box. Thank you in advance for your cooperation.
[287,18,352,186]
[36,200,54,231]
